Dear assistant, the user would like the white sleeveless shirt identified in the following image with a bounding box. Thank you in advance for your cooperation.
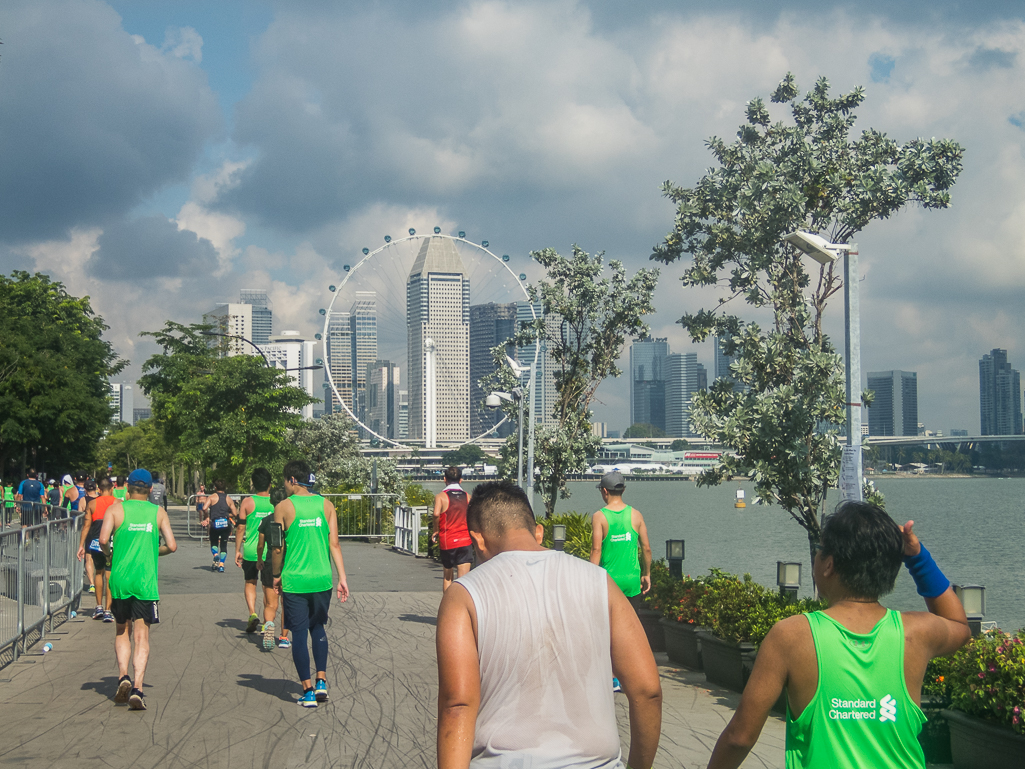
[456,549,625,769]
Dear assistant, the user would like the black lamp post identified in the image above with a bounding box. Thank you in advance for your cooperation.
[666,539,685,580]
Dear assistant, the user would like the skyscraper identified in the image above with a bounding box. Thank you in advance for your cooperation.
[366,360,401,439]
[239,289,272,346]
[407,237,470,443]
[630,338,670,433]
[264,331,319,420]
[203,303,252,356]
[666,352,701,438]
[350,292,378,427]
[979,349,1023,435]
[326,310,352,415]
[867,370,918,436]
[470,302,518,438]
[108,382,134,424]
[515,302,558,427]
[696,363,708,393]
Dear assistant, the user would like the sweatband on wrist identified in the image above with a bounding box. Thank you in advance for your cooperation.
[903,544,950,598]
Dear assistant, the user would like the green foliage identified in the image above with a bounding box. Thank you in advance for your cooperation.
[403,483,436,507]
[646,563,713,626]
[485,247,659,517]
[670,439,689,452]
[0,271,124,474]
[289,413,401,495]
[922,654,954,698]
[441,444,486,468]
[624,423,666,439]
[947,630,1025,735]
[96,419,173,477]
[538,512,592,559]
[653,74,963,552]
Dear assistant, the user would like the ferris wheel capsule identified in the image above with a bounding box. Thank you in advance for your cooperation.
[458,231,466,238]
[482,240,489,248]
[519,273,527,281]
[344,265,350,271]
[434,226,441,234]
[384,235,392,243]
[329,285,336,292]
[408,228,416,236]
[314,333,322,340]
[319,308,327,315]
[502,255,510,262]
[362,248,369,255]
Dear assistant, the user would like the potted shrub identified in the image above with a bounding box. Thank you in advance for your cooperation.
[654,571,710,669]
[918,656,953,765]
[942,629,1025,768]
[637,560,675,653]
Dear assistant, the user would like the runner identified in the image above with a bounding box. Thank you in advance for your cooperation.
[234,468,278,643]
[61,474,79,512]
[270,460,349,707]
[201,479,236,573]
[99,468,177,711]
[431,466,473,592]
[74,475,88,513]
[257,514,291,650]
[78,478,100,596]
[2,481,14,526]
[112,476,128,502]
[77,477,117,621]
[16,469,45,527]
[46,479,62,508]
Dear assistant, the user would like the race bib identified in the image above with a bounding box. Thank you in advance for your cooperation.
[214,517,229,529]
[88,538,102,553]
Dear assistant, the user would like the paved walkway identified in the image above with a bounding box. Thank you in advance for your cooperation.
[0,515,788,768]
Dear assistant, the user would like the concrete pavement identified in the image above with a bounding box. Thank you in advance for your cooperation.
[0,522,789,768]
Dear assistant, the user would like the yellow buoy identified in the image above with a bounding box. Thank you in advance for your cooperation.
[735,489,746,508]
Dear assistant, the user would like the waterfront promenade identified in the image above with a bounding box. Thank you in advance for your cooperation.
[0,507,788,768]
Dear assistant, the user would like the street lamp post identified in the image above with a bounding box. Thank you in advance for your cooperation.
[485,355,536,507]
[783,231,863,502]
[199,330,270,367]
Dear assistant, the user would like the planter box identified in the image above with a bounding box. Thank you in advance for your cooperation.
[637,609,666,653]
[697,629,756,693]
[660,619,705,669]
[943,709,1025,768]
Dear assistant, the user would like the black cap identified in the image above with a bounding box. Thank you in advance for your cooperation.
[598,470,626,491]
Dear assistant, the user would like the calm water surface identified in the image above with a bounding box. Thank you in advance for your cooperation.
[428,477,1025,631]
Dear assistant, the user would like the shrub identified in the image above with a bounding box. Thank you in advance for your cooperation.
[539,512,592,560]
[947,629,1025,735]
[646,563,712,626]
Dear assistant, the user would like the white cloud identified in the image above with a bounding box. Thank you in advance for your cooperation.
[162,26,204,63]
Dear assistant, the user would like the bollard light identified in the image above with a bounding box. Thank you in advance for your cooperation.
[777,561,801,602]
[735,489,746,508]
[955,584,986,635]
[666,539,685,580]
[552,524,567,551]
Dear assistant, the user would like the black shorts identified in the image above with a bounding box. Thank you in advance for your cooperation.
[242,559,275,588]
[110,597,159,625]
[209,527,230,548]
[627,593,644,613]
[283,590,331,630]
[90,550,108,572]
[440,545,474,569]
[86,521,106,569]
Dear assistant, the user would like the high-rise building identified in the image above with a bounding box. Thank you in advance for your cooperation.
[666,352,701,438]
[398,389,409,440]
[326,311,352,415]
[349,292,378,428]
[515,302,559,427]
[979,349,1023,435]
[406,237,470,444]
[469,302,518,438]
[203,303,253,356]
[133,407,152,424]
[264,331,319,420]
[696,363,708,393]
[867,370,918,436]
[108,383,134,424]
[630,338,670,433]
[239,289,272,346]
[366,360,401,440]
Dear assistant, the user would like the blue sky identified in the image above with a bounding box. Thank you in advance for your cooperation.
[3,0,1025,434]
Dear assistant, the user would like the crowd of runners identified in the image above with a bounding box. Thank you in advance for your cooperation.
[4,460,974,768]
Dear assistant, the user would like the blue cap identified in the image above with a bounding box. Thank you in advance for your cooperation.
[127,468,153,486]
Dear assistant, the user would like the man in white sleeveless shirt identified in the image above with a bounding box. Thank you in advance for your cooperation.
[436,480,663,769]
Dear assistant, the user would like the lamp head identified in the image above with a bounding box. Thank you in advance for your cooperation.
[485,394,503,408]
[783,231,843,266]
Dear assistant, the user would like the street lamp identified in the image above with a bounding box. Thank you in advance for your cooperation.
[776,561,802,602]
[783,231,862,502]
[954,584,986,636]
[552,524,567,551]
[199,330,270,367]
[666,539,685,579]
[486,354,537,506]
[486,388,525,487]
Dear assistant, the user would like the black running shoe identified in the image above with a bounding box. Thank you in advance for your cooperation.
[128,688,146,711]
[114,675,132,704]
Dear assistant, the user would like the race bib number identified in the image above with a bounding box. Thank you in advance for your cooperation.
[88,538,102,553]
[214,517,229,529]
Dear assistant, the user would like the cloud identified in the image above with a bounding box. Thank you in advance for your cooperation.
[162,26,204,62]
[88,216,218,279]
[0,0,221,244]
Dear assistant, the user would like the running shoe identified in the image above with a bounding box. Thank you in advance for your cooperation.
[262,620,275,650]
[298,689,317,708]
[218,565,225,573]
[114,675,132,704]
[88,585,95,594]
[92,606,105,620]
[612,677,622,693]
[315,679,328,703]
[246,613,259,633]
[103,610,115,623]
[212,561,218,572]
[128,688,146,711]
[278,636,291,648]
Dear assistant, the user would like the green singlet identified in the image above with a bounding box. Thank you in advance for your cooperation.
[3,486,13,508]
[113,488,127,501]
[786,610,927,769]
[109,500,161,601]
[598,506,641,598]
[242,494,275,561]
[282,494,332,594]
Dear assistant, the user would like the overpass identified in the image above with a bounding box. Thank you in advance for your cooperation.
[865,434,1025,450]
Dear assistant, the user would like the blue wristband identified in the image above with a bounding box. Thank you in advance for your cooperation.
[903,544,950,598]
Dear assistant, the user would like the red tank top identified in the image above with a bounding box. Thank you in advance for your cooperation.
[92,495,118,522]
[439,488,471,549]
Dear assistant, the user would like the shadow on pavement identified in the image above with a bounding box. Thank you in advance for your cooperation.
[398,614,437,626]
[81,676,151,699]
[216,618,249,632]
[237,673,298,703]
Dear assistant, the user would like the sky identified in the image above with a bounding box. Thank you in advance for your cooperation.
[2,0,1025,435]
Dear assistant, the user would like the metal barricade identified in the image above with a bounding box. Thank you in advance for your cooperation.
[187,493,244,540]
[0,507,84,667]
[321,494,400,538]
[393,505,430,555]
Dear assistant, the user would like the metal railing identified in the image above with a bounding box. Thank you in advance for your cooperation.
[324,494,400,538]
[185,494,244,540]
[394,506,430,555]
[1,505,85,666]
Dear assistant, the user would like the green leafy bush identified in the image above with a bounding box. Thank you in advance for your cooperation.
[539,512,592,559]
[645,562,712,626]
[947,629,1025,735]
[922,654,954,699]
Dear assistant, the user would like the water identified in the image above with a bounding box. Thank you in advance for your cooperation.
[425,477,1025,631]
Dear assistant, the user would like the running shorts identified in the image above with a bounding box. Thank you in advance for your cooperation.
[242,559,275,588]
[110,597,159,625]
[440,545,474,569]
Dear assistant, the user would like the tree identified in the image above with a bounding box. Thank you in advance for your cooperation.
[653,74,963,561]
[441,444,486,467]
[0,271,124,477]
[623,423,666,439]
[487,246,659,517]
[139,321,315,490]
[287,413,400,494]
[670,439,689,452]
[96,419,174,478]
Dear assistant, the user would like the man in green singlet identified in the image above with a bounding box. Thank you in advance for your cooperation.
[99,468,177,712]
[271,460,349,708]
[234,467,278,646]
[112,475,127,502]
[706,501,971,769]
[590,470,653,611]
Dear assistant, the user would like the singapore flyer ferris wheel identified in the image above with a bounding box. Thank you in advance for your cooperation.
[319,229,537,449]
